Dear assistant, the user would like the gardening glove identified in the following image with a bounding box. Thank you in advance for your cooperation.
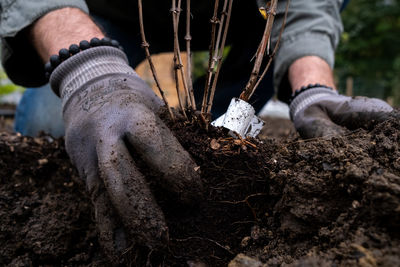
[289,87,394,139]
[50,46,203,261]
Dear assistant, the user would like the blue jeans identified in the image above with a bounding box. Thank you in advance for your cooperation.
[15,85,65,137]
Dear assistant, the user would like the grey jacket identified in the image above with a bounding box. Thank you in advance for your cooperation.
[0,0,343,95]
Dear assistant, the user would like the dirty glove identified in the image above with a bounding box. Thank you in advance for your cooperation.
[50,46,203,260]
[289,87,393,139]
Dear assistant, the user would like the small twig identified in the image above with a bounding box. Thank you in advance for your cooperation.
[218,193,267,205]
[231,220,256,225]
[236,128,258,149]
[240,0,278,101]
[201,0,220,113]
[173,236,234,255]
[219,193,267,221]
[250,0,290,98]
[122,244,135,255]
[138,0,175,121]
[206,0,233,114]
[171,0,192,112]
[146,249,154,267]
[244,139,257,149]
[185,0,196,110]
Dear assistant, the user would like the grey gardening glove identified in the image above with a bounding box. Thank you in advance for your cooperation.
[50,46,203,261]
[289,87,394,139]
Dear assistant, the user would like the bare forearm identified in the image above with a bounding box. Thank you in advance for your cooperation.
[288,56,336,93]
[30,7,105,62]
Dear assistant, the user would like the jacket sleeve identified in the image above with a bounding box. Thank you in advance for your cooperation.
[0,0,89,87]
[271,0,344,102]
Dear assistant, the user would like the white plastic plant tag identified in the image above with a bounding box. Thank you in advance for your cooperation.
[211,98,264,138]
[247,116,264,138]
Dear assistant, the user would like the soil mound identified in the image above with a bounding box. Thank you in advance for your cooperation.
[1,113,400,266]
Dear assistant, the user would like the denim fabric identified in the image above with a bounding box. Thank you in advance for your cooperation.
[14,84,65,137]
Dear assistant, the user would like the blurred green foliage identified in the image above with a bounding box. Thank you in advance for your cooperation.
[192,46,231,81]
[335,0,400,105]
[0,68,24,96]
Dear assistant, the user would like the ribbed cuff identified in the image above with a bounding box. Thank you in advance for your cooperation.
[289,87,338,120]
[50,46,136,106]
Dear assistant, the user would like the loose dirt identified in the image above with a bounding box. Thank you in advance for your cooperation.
[0,104,15,133]
[1,112,400,266]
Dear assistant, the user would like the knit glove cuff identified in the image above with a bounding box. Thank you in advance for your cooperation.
[289,87,338,120]
[50,46,136,107]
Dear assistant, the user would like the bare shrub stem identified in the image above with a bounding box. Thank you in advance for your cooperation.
[206,0,233,114]
[239,0,278,102]
[138,0,175,120]
[185,0,196,110]
[201,0,220,113]
[171,0,192,112]
[251,0,290,98]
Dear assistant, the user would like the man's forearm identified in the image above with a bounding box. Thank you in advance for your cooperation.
[30,7,105,62]
[288,56,336,93]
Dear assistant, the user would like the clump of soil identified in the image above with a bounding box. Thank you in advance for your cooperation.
[1,112,400,266]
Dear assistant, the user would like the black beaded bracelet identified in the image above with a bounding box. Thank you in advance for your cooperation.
[288,83,334,104]
[44,37,124,80]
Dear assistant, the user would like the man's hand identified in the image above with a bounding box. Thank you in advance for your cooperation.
[51,46,203,260]
[288,56,393,139]
[289,87,393,139]
[31,8,203,262]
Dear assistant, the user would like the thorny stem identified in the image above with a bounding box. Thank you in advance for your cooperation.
[171,0,188,118]
[201,0,220,114]
[212,0,229,63]
[206,0,233,114]
[185,0,196,110]
[137,0,175,121]
[171,0,192,112]
[173,56,188,119]
[240,0,278,102]
[203,0,229,107]
[251,0,290,98]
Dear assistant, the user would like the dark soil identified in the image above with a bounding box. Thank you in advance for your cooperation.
[1,113,400,266]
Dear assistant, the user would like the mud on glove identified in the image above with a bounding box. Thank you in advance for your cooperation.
[289,87,394,139]
[50,46,203,261]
